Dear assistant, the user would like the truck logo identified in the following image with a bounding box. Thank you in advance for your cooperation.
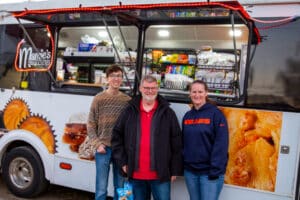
[19,47,51,69]
[14,36,54,72]
[19,46,32,69]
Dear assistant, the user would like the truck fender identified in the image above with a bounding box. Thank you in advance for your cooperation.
[0,129,54,182]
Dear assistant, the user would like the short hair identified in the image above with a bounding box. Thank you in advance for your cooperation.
[141,74,157,85]
[105,64,123,78]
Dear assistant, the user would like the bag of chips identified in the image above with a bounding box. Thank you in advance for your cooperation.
[117,181,133,200]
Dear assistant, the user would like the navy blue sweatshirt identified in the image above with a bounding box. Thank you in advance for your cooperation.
[182,103,229,177]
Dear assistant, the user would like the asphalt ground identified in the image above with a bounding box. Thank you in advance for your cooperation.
[0,174,94,200]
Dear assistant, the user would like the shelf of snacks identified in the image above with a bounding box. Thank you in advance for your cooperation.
[142,47,241,102]
[194,69,236,91]
[194,47,240,97]
[143,48,197,91]
[197,46,240,65]
[55,43,117,85]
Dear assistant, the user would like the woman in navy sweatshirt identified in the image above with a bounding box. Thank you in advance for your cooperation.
[182,80,229,200]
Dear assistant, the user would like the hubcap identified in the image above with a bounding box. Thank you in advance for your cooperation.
[9,157,33,189]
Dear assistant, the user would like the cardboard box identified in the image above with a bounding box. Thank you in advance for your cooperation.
[78,43,96,52]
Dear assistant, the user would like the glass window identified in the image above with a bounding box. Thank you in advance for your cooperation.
[55,26,138,95]
[142,24,249,104]
[247,18,300,111]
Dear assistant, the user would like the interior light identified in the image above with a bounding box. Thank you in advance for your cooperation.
[98,31,108,38]
[229,29,242,37]
[158,30,169,37]
[152,25,173,28]
[47,32,51,38]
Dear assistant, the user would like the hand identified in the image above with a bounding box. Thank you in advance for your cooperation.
[97,144,106,154]
[171,176,177,182]
[122,165,128,174]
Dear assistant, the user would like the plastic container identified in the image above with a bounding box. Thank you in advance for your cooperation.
[94,70,103,84]
[56,69,65,81]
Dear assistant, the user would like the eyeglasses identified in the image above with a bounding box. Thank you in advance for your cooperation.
[109,74,123,79]
[143,87,158,91]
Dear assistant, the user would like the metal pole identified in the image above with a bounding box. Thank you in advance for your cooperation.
[230,11,240,99]
[102,17,133,92]
[114,16,140,83]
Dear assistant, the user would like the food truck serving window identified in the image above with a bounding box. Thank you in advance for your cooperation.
[11,1,260,102]
[55,26,138,95]
[142,24,249,103]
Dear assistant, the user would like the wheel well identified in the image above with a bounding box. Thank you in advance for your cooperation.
[5,140,30,152]
[1,141,45,174]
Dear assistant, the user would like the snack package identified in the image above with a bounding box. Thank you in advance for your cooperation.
[117,181,133,200]
[152,50,164,64]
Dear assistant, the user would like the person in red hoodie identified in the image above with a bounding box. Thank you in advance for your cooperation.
[182,80,229,200]
[112,74,183,200]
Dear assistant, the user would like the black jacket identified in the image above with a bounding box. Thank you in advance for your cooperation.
[112,95,183,182]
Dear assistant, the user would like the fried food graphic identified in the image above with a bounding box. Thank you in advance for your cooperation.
[63,123,87,152]
[3,98,30,130]
[18,115,56,154]
[221,107,282,191]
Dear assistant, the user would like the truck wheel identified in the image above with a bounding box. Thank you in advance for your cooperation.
[2,146,49,198]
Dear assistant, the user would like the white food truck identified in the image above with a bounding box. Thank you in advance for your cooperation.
[0,0,300,199]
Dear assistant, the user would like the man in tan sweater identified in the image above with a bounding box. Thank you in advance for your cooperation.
[87,64,131,200]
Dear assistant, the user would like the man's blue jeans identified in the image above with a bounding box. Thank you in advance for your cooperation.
[95,147,124,200]
[184,169,224,200]
[130,179,170,200]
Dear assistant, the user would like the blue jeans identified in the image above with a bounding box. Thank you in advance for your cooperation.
[130,179,170,200]
[95,147,124,200]
[184,169,224,200]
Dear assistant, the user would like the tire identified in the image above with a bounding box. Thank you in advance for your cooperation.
[2,146,49,198]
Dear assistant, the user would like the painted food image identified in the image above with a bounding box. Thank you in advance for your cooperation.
[18,115,56,154]
[63,123,87,152]
[221,107,282,191]
[3,98,30,130]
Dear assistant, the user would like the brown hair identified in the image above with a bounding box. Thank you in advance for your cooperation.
[189,80,216,105]
[189,79,208,92]
[105,64,123,78]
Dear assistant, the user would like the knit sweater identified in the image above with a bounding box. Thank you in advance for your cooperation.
[87,90,130,148]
